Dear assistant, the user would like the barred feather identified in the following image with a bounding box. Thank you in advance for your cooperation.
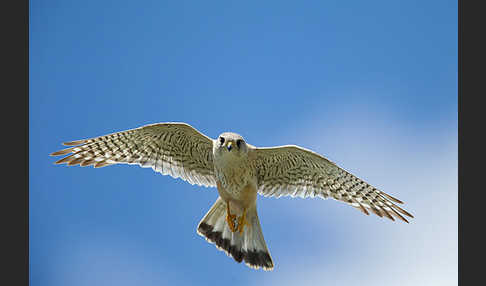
[50,122,217,187]
[251,145,413,223]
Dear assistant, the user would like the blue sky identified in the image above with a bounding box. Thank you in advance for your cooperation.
[30,1,457,285]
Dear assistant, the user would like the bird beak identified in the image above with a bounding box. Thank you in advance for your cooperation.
[227,142,233,151]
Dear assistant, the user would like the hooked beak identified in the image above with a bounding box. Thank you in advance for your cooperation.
[227,142,233,151]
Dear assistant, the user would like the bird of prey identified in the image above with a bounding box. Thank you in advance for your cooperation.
[50,122,413,271]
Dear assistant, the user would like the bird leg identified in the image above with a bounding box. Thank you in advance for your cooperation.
[226,202,237,232]
[237,208,248,234]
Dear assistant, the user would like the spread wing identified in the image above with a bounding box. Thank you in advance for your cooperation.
[250,145,413,222]
[50,122,217,187]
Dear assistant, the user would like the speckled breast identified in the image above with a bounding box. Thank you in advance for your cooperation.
[214,160,256,200]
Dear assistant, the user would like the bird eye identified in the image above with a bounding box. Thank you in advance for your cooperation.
[236,139,243,148]
[219,137,225,144]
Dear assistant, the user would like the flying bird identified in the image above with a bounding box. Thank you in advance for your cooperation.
[50,122,413,271]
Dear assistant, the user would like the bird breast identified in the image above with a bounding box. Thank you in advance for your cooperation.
[213,155,256,200]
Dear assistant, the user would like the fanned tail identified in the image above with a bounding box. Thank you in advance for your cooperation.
[197,197,274,271]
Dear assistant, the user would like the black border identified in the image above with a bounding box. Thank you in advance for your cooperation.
[4,0,28,284]
[458,0,462,284]
[459,0,484,285]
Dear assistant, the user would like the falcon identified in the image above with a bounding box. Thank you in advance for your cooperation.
[50,122,413,271]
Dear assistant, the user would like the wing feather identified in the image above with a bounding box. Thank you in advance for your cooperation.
[50,122,217,187]
[250,145,413,222]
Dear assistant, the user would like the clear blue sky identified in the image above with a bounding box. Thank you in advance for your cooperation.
[30,1,457,285]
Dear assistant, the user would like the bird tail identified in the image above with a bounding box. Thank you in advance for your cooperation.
[197,197,274,271]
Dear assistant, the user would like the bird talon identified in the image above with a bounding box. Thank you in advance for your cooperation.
[237,209,248,234]
[226,202,237,232]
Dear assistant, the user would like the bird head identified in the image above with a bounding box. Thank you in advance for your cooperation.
[216,132,248,158]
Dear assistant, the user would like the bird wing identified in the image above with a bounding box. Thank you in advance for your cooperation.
[250,145,413,222]
[50,122,217,187]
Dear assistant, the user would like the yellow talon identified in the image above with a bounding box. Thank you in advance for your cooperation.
[237,209,248,234]
[226,202,237,232]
